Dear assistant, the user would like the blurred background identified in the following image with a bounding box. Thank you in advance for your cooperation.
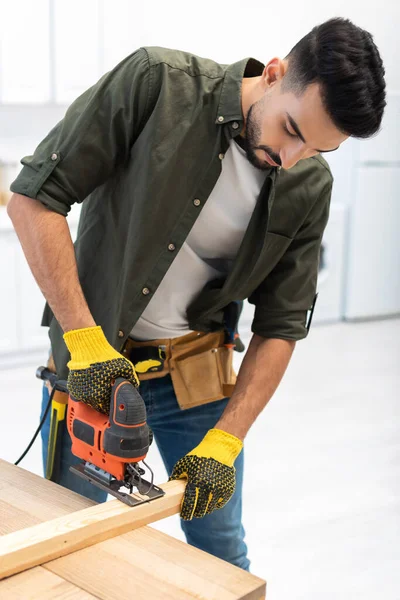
[0,1,399,599]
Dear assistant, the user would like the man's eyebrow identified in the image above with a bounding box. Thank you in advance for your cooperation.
[286,112,339,153]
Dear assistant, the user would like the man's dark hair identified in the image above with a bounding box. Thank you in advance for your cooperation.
[281,17,386,138]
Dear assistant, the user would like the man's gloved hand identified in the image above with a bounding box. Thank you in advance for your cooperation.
[63,325,139,414]
[169,428,243,521]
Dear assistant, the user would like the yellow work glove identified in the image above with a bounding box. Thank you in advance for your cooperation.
[64,325,139,414]
[169,428,243,521]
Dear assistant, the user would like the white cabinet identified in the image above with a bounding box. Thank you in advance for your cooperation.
[0,233,19,353]
[0,0,50,103]
[344,167,400,319]
[0,207,80,358]
[15,243,49,351]
[54,0,101,104]
[343,93,400,320]
[313,204,347,324]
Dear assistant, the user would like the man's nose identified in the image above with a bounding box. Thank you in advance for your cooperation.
[280,144,310,170]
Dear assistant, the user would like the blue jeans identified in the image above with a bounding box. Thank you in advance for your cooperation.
[40,374,250,571]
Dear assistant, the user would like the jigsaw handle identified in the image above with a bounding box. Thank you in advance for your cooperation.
[103,378,150,461]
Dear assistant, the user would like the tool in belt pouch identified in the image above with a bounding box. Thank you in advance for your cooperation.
[122,331,237,410]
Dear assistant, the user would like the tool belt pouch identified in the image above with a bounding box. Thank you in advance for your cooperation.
[169,331,236,410]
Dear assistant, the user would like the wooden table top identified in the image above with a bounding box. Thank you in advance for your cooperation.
[0,459,266,599]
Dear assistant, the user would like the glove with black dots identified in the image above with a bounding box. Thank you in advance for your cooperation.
[64,326,139,414]
[169,428,243,520]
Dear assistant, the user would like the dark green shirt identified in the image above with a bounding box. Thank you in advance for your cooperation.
[11,47,333,379]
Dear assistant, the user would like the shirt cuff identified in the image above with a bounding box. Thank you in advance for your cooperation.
[10,163,71,217]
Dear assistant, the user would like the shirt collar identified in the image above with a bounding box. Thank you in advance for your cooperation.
[215,57,265,127]
[217,57,282,172]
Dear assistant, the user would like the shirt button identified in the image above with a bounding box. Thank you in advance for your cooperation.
[51,153,58,161]
[217,116,224,123]
[218,153,225,160]
[142,287,150,295]
[232,122,239,130]
[118,330,124,338]
[168,243,176,251]
[193,199,201,207]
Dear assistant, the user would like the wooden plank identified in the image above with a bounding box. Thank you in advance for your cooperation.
[0,566,98,599]
[0,473,99,598]
[0,477,186,580]
[49,528,259,600]
[0,459,266,599]
[0,460,98,520]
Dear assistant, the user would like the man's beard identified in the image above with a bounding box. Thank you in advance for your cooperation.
[242,100,281,171]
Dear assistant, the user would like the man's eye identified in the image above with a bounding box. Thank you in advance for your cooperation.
[283,125,298,139]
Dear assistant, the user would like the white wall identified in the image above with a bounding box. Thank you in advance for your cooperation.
[104,0,399,91]
[0,0,398,104]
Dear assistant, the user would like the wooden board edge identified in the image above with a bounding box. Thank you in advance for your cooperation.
[0,479,185,580]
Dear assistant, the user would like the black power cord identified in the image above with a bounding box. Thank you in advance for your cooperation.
[14,366,67,466]
[14,386,54,466]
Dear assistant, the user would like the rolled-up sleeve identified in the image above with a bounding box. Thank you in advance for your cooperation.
[249,178,333,341]
[10,48,152,216]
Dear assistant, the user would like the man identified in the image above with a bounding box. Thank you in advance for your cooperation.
[7,17,386,572]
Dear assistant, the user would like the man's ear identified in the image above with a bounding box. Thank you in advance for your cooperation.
[263,58,287,89]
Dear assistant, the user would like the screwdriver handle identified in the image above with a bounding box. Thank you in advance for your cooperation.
[36,366,69,482]
[36,366,68,394]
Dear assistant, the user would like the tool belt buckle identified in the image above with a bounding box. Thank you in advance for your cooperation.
[130,345,166,375]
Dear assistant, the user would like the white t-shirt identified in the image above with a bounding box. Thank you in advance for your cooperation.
[130,139,267,340]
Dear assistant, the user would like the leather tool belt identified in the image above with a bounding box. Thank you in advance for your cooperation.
[122,330,237,410]
[46,330,236,411]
